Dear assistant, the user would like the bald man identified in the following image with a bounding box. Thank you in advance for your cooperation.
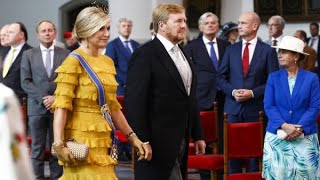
[217,11,279,174]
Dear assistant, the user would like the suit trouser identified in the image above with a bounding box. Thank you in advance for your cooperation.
[227,107,259,174]
[168,136,186,180]
[29,114,62,180]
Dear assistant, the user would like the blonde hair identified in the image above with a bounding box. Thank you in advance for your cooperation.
[152,3,185,33]
[72,6,110,42]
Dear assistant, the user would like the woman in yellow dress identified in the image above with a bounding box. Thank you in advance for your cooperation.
[51,6,148,179]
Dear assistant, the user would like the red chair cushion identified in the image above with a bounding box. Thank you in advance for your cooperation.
[227,172,263,180]
[187,154,224,170]
[115,130,128,143]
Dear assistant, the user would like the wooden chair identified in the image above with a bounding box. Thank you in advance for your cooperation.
[188,102,224,180]
[223,112,264,180]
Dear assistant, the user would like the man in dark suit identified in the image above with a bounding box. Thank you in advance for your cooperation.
[217,11,279,174]
[307,22,320,73]
[0,22,32,104]
[185,12,230,111]
[21,20,69,180]
[184,12,230,180]
[105,17,140,95]
[125,3,206,180]
[264,15,285,47]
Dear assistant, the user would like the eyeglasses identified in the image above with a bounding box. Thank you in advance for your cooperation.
[267,24,280,28]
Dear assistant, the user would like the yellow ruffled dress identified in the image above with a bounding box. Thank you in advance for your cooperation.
[52,49,121,180]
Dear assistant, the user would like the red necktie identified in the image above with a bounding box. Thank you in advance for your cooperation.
[242,42,250,76]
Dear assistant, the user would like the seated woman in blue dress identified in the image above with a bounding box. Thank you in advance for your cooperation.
[263,36,320,179]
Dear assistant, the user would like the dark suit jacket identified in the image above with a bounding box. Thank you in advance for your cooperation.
[20,46,70,116]
[217,40,279,119]
[264,69,320,135]
[105,37,140,95]
[307,35,320,68]
[125,37,204,180]
[184,37,230,110]
[0,43,32,102]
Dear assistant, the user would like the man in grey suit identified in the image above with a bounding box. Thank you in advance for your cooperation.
[21,20,69,180]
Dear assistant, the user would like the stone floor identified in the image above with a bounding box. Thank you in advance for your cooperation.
[44,161,201,180]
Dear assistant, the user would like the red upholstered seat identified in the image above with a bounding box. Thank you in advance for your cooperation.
[227,172,263,180]
[188,154,224,170]
[115,130,128,143]
[224,112,264,179]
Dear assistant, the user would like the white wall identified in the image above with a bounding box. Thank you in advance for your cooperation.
[0,0,69,47]
[0,0,313,46]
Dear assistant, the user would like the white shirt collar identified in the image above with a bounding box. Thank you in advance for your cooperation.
[40,44,54,51]
[156,33,176,52]
[202,36,217,44]
[119,35,131,43]
[11,42,25,52]
[271,34,284,42]
[242,36,258,46]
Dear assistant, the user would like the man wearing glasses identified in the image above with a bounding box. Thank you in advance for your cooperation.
[265,15,285,47]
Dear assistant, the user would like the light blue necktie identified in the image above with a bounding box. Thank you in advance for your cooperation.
[208,42,219,70]
[45,49,52,77]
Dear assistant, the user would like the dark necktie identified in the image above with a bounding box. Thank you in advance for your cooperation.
[242,42,250,77]
[272,39,277,46]
[310,38,315,47]
[208,42,219,70]
[124,40,132,55]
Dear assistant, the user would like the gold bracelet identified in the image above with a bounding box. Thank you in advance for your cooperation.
[52,140,64,147]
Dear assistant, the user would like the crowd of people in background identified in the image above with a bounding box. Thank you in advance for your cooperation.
[0,2,320,180]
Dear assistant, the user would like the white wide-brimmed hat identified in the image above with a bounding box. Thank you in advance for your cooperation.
[272,36,309,55]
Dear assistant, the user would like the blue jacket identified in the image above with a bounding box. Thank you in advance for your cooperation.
[105,37,140,95]
[264,69,320,135]
[217,40,279,117]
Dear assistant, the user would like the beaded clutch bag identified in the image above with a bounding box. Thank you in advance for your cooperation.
[52,139,89,161]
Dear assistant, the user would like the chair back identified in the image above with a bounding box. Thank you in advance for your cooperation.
[200,102,218,144]
[223,112,264,176]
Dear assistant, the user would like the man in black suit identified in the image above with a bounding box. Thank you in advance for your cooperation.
[125,3,206,180]
[307,22,320,73]
[0,22,32,103]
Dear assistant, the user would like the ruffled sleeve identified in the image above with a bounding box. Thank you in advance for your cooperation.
[52,56,82,111]
[101,56,122,112]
